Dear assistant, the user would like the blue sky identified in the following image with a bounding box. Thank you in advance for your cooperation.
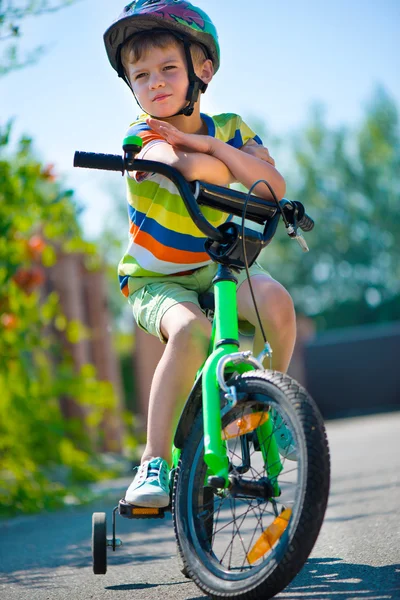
[1,0,399,237]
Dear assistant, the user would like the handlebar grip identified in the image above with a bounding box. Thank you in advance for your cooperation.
[297,213,314,232]
[73,151,124,173]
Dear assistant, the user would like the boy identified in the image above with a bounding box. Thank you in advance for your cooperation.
[104,0,296,508]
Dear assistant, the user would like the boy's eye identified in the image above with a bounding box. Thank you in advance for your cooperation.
[133,65,176,80]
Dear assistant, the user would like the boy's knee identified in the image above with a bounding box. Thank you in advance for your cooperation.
[256,281,295,330]
[168,313,211,350]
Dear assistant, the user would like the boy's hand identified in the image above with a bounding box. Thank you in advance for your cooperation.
[146,117,213,155]
[241,139,275,166]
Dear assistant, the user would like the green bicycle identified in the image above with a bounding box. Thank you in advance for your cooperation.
[74,134,330,600]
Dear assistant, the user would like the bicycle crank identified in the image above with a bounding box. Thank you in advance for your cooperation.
[208,473,275,500]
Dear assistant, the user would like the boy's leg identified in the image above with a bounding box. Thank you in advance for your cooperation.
[142,301,211,462]
[237,274,296,373]
[125,300,211,507]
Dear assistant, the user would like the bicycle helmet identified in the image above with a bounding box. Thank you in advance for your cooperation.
[104,0,220,117]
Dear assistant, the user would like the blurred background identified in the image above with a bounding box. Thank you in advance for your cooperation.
[1,0,399,517]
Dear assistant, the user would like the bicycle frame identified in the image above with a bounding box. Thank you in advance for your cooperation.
[172,262,284,491]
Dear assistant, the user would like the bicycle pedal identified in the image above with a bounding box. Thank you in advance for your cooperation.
[118,499,170,519]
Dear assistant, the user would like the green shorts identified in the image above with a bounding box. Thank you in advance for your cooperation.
[128,262,270,343]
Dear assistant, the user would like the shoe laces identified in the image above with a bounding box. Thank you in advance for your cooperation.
[135,457,169,488]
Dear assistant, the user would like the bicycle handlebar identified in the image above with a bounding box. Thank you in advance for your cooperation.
[74,151,124,173]
[73,151,314,237]
[297,213,314,232]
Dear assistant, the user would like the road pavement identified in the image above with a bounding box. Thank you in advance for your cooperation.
[1,411,399,600]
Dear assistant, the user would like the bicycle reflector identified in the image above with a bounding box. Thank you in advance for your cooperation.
[131,507,161,516]
[222,412,269,439]
[247,508,292,564]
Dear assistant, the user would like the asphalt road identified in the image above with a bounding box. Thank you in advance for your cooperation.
[1,412,399,600]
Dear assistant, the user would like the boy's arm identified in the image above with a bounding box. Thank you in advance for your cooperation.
[135,140,235,187]
[206,138,285,200]
[147,118,286,200]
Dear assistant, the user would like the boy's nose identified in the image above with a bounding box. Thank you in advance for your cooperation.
[149,73,165,89]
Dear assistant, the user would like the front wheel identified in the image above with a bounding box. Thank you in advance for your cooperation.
[173,370,330,600]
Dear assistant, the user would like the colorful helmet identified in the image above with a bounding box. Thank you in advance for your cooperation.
[104,0,220,76]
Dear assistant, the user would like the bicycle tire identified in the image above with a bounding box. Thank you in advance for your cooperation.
[173,370,330,599]
[92,512,107,575]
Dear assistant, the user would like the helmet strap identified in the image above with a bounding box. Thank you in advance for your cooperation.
[117,30,208,118]
[176,36,207,117]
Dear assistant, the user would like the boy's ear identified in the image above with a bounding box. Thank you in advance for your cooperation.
[198,59,214,86]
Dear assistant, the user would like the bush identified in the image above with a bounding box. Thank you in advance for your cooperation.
[0,121,118,516]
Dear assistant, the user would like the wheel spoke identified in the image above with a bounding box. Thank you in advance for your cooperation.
[195,402,301,570]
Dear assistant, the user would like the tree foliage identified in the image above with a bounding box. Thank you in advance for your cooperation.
[255,87,400,330]
[0,0,76,75]
[0,121,118,516]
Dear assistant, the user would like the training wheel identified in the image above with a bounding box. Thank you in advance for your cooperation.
[92,512,107,574]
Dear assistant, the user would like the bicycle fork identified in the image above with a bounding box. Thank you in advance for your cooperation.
[201,268,283,494]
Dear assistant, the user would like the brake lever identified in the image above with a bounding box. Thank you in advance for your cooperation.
[294,232,309,252]
[286,224,310,252]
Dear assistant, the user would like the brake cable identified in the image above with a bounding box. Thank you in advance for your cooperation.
[241,179,290,348]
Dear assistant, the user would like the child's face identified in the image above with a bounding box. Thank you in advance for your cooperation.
[126,43,191,118]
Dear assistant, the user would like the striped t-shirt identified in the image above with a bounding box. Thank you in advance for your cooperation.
[118,112,262,297]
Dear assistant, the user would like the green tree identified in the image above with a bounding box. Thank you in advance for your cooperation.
[0,0,76,75]
[254,87,400,330]
[0,122,118,516]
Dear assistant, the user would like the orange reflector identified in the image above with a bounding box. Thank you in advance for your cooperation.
[247,508,292,564]
[131,507,161,515]
[222,412,269,439]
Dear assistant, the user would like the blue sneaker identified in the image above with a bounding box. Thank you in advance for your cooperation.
[272,410,298,462]
[125,457,170,507]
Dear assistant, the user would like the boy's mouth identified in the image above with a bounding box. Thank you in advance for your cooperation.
[152,94,172,102]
